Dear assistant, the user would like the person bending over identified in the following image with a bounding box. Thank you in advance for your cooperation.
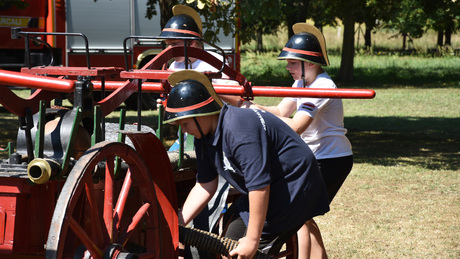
[164,70,330,258]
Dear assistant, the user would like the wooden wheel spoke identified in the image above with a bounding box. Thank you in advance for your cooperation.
[113,169,133,240]
[84,176,108,246]
[104,155,115,241]
[117,202,151,246]
[68,217,103,259]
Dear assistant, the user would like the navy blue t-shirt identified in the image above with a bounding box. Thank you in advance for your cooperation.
[195,104,329,234]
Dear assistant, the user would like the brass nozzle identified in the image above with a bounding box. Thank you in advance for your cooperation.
[27,158,58,184]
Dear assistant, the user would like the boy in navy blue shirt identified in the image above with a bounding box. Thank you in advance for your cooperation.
[164,70,329,258]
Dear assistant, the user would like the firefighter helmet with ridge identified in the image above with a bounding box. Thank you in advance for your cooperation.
[160,5,202,38]
[278,23,330,66]
[164,70,223,124]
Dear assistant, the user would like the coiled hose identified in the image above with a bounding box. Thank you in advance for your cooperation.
[179,225,272,259]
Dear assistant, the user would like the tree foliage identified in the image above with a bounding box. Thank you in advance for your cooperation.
[145,0,237,44]
[238,0,285,44]
[140,0,457,82]
[386,0,427,39]
[143,0,319,46]
[422,0,460,46]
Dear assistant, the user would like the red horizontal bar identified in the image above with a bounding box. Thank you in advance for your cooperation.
[21,66,123,77]
[92,81,165,92]
[241,86,376,99]
[120,70,223,80]
[120,70,172,80]
[93,81,376,99]
[0,69,75,93]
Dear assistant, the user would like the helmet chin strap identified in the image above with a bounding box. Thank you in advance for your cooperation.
[193,117,207,157]
[193,117,206,138]
[301,61,306,87]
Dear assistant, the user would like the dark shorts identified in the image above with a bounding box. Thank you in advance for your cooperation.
[222,199,302,255]
[317,155,353,203]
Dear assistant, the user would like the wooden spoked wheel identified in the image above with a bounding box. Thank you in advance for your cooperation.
[46,141,162,259]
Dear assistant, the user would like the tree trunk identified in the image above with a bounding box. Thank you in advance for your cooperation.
[256,29,263,52]
[338,14,355,83]
[445,22,452,46]
[286,11,298,39]
[402,33,407,50]
[437,30,444,47]
[364,21,373,50]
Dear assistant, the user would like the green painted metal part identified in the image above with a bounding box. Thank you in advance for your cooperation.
[0,142,14,156]
[117,108,127,143]
[115,108,127,176]
[34,100,46,158]
[178,128,185,169]
[92,105,102,145]
[156,104,164,143]
[61,107,82,175]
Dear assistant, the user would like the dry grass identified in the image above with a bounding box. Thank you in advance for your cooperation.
[319,164,459,258]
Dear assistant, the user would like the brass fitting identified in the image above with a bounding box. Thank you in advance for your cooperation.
[27,158,61,184]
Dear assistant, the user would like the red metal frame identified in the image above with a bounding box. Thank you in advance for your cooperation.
[0,177,58,255]
[0,69,74,92]
[0,69,73,116]
[106,46,375,99]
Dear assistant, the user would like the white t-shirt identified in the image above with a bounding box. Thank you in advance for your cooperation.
[287,72,352,160]
[169,50,237,86]
[169,51,223,72]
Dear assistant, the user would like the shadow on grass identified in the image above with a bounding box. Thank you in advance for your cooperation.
[346,116,460,171]
[328,66,460,88]
[247,65,460,88]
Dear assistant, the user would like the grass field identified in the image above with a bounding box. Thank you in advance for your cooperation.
[0,49,459,258]
[322,88,459,258]
[241,52,460,88]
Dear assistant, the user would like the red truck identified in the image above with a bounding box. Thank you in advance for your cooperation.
[0,0,240,71]
[1,0,240,109]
